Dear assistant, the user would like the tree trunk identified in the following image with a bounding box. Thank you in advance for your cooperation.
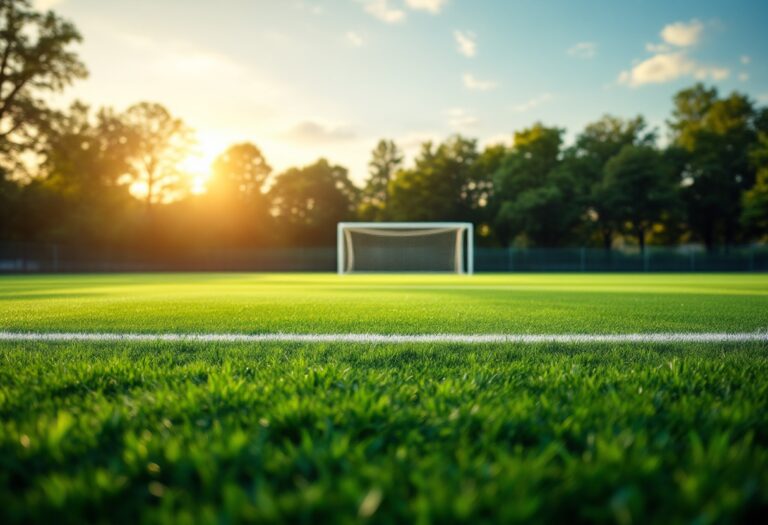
[637,226,645,253]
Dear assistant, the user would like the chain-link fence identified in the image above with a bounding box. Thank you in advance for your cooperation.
[475,246,768,272]
[0,242,337,272]
[1,241,766,272]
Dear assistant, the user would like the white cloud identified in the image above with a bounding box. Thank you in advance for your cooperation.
[454,31,477,58]
[362,0,406,23]
[405,0,447,14]
[620,19,731,88]
[463,73,497,91]
[284,121,356,143]
[741,55,751,65]
[619,53,693,86]
[660,19,704,47]
[345,31,364,47]
[33,0,63,10]
[510,93,553,113]
[360,0,447,25]
[445,108,478,129]
[567,42,596,59]
[618,52,729,87]
[739,72,750,82]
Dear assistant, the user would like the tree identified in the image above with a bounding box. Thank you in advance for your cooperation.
[668,84,761,249]
[468,143,504,216]
[0,164,21,238]
[496,181,577,247]
[470,143,507,242]
[601,145,678,251]
[387,135,480,222]
[359,139,402,220]
[268,158,358,245]
[565,115,656,249]
[121,102,194,209]
[194,142,274,247]
[0,0,87,171]
[742,132,768,239]
[209,142,271,199]
[43,102,134,196]
[574,115,654,167]
[35,102,138,243]
[668,84,719,150]
[742,170,768,240]
[492,123,580,246]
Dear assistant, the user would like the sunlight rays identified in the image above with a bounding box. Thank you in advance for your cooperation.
[178,131,233,195]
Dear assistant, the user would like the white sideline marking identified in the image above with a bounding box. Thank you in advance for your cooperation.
[0,331,767,344]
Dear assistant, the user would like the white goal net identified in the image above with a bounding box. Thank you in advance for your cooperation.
[337,222,474,274]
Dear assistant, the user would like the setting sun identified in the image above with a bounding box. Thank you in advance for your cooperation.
[178,132,234,194]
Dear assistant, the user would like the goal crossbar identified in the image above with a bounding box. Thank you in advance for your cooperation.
[337,222,474,275]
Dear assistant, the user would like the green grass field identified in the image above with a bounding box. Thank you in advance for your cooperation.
[3,273,768,334]
[1,273,767,523]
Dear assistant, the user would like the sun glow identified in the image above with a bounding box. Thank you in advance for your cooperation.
[190,175,207,195]
[179,132,232,195]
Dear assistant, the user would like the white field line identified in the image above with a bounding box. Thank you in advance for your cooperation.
[0,331,767,344]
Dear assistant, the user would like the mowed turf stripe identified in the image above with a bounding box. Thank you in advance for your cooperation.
[1,331,767,344]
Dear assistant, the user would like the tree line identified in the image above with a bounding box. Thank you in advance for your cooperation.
[1,0,767,256]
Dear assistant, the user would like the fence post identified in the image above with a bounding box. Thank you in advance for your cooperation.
[643,249,649,272]
[580,247,586,272]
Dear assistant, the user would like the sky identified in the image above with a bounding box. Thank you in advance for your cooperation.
[37,0,768,187]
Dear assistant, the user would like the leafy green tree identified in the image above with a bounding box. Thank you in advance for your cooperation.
[668,84,719,150]
[387,135,480,222]
[471,143,507,242]
[574,115,654,167]
[0,0,87,171]
[38,102,137,243]
[495,124,562,194]
[601,145,679,251]
[210,142,271,199]
[742,132,768,239]
[43,102,134,195]
[742,171,768,240]
[121,102,194,209]
[268,158,358,245]
[565,115,656,249]
[359,139,402,220]
[0,165,21,238]
[492,123,580,246]
[669,84,761,249]
[496,180,578,247]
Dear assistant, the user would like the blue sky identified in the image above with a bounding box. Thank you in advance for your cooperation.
[40,0,768,186]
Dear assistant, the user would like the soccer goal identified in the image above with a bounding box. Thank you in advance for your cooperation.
[337,222,474,274]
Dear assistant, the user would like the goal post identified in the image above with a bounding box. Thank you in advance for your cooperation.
[337,222,474,275]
